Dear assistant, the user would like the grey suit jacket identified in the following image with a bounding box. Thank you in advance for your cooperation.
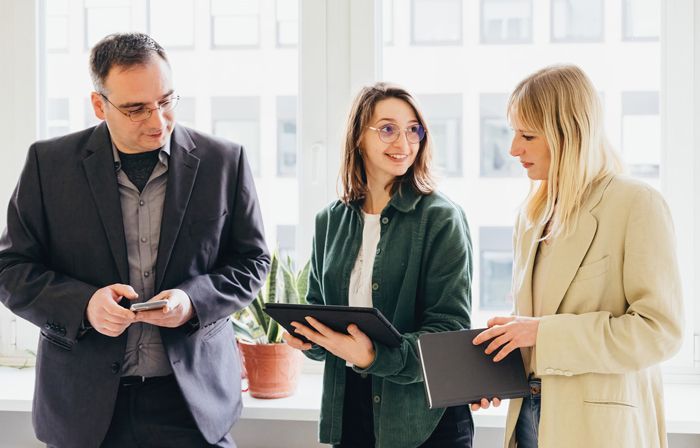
[0,123,270,447]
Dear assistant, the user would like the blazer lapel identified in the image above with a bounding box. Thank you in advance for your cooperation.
[82,123,129,283]
[155,126,199,291]
[538,177,613,317]
[514,220,544,318]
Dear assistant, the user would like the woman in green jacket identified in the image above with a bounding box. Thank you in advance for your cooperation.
[283,82,474,448]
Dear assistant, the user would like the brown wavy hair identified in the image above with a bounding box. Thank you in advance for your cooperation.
[339,82,435,204]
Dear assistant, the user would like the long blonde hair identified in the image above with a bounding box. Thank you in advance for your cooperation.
[508,65,623,238]
[339,82,435,204]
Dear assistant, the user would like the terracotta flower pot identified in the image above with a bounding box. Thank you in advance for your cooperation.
[238,341,303,399]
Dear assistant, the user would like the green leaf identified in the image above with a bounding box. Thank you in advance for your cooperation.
[296,259,311,304]
[280,262,299,304]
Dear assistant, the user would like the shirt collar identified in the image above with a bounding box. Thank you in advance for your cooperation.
[111,136,171,172]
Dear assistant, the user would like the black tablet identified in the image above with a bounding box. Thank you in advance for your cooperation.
[418,329,529,408]
[264,303,402,348]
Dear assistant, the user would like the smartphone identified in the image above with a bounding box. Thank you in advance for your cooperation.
[130,299,169,312]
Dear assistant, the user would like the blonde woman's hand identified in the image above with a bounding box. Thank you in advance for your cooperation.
[472,315,540,362]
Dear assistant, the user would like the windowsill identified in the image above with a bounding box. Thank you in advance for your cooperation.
[1,367,699,434]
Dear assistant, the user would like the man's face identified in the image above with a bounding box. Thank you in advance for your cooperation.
[91,56,175,154]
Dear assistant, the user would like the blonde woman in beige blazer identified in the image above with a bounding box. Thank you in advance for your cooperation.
[472,65,684,448]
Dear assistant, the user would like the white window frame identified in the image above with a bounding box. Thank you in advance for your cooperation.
[0,0,699,383]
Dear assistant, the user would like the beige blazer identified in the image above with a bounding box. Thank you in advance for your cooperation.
[504,175,684,448]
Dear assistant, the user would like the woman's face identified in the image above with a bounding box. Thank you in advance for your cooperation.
[360,98,422,187]
[509,115,551,181]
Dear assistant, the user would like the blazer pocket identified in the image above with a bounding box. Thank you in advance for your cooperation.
[202,317,230,342]
[572,255,610,283]
[189,210,228,237]
[583,399,637,409]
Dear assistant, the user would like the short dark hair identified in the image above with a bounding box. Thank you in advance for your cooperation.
[89,32,168,93]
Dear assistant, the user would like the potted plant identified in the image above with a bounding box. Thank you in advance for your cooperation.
[232,252,310,398]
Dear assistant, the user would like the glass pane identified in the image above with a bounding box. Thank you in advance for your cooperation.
[551,0,603,42]
[276,0,298,47]
[212,16,259,47]
[150,0,194,47]
[418,94,463,177]
[480,227,514,311]
[480,93,520,177]
[46,16,69,51]
[277,96,297,177]
[411,0,461,44]
[622,91,660,177]
[481,0,532,44]
[85,6,132,48]
[623,0,660,40]
[382,0,660,328]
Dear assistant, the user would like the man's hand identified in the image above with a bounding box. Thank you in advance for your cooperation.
[290,316,376,369]
[134,289,195,328]
[86,284,138,337]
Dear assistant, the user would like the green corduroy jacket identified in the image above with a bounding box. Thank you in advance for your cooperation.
[303,188,473,448]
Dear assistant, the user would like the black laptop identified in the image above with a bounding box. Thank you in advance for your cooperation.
[417,329,530,408]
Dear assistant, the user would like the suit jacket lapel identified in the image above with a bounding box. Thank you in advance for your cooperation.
[538,176,613,317]
[156,125,199,291]
[82,123,129,283]
[514,220,544,318]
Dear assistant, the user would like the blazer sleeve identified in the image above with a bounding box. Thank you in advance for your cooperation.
[0,144,98,347]
[356,204,473,384]
[176,146,270,326]
[535,187,684,375]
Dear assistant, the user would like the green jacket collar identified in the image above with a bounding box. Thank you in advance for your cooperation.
[347,185,423,215]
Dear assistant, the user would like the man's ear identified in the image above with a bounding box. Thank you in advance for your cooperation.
[90,91,106,121]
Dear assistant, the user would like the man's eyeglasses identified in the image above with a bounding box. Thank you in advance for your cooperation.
[367,123,426,144]
[100,93,180,122]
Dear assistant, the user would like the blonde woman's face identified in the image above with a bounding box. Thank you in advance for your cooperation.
[360,98,421,187]
[509,116,551,180]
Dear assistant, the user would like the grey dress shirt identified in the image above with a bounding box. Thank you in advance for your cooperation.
[112,140,173,377]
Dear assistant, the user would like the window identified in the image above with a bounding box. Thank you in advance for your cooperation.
[210,0,259,48]
[623,0,660,41]
[212,97,261,177]
[479,227,514,311]
[418,94,463,177]
[480,93,520,177]
[480,0,532,44]
[277,96,297,177]
[621,91,660,178]
[411,0,462,45]
[47,98,70,138]
[383,0,395,46]
[275,0,298,48]
[84,0,134,49]
[276,225,297,263]
[84,98,101,129]
[176,97,196,130]
[149,0,195,48]
[551,0,604,42]
[45,0,69,52]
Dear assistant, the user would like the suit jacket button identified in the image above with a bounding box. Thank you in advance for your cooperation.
[111,362,121,374]
[44,323,51,330]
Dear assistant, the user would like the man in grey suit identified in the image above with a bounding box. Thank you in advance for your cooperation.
[0,33,270,447]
